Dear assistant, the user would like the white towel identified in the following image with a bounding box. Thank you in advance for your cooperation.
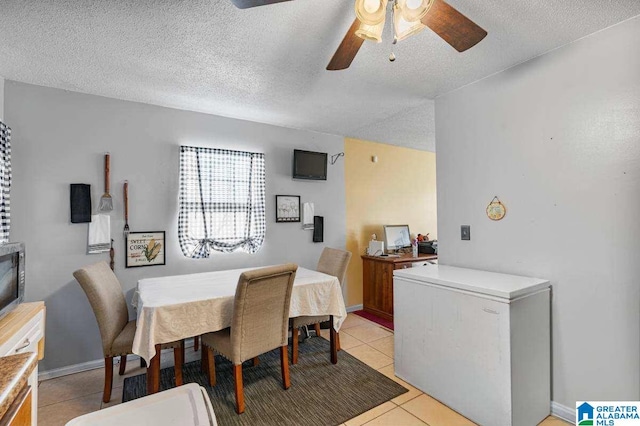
[88,214,110,254]
[302,202,314,230]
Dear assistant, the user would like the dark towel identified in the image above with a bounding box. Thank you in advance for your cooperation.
[70,184,92,223]
[313,216,324,242]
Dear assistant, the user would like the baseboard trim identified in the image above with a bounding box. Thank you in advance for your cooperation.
[346,304,363,313]
[551,401,574,423]
[39,338,196,381]
[39,357,109,381]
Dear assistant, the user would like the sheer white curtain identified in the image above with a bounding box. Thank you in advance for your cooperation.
[178,146,266,258]
[0,122,11,243]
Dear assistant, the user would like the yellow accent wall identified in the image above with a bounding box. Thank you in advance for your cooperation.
[344,137,437,307]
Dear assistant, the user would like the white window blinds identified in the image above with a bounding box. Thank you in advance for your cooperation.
[178,146,266,258]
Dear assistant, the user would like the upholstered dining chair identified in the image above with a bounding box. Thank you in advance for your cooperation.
[201,263,297,414]
[73,261,184,403]
[290,247,352,364]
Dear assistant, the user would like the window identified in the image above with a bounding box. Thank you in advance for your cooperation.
[0,121,11,244]
[178,146,265,258]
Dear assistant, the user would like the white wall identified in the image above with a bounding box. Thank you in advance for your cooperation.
[436,16,640,409]
[5,81,346,372]
[351,100,436,152]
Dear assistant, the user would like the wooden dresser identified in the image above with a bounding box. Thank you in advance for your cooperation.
[0,302,46,426]
[362,253,437,321]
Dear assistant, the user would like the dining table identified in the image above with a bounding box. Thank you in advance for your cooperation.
[132,265,348,394]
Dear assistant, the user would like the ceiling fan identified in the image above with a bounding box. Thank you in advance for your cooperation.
[230,0,487,70]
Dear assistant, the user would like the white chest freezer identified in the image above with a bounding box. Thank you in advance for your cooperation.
[66,384,217,426]
[394,265,550,426]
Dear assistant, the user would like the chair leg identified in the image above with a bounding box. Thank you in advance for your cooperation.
[280,346,290,390]
[206,347,216,387]
[118,355,127,376]
[252,356,259,367]
[103,357,113,403]
[291,327,299,365]
[314,323,321,337]
[194,336,199,351]
[330,315,338,364]
[201,345,208,373]
[180,339,186,366]
[174,346,183,386]
[233,364,245,414]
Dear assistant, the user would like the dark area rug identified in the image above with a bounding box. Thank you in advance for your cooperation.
[123,337,407,426]
[353,310,394,330]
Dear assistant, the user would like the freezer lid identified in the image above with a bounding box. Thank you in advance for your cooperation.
[394,264,549,300]
[66,383,218,426]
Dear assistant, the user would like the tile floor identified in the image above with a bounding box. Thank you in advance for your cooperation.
[37,313,571,425]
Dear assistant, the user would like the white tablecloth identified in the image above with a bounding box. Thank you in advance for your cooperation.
[132,266,347,364]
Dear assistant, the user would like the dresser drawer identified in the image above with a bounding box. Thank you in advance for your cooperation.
[0,309,44,357]
[394,263,413,270]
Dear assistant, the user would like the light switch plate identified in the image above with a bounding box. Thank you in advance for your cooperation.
[461,225,471,240]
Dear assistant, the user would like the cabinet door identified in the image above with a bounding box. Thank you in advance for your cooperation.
[4,386,31,426]
[362,259,375,309]
[377,262,394,315]
[363,259,394,319]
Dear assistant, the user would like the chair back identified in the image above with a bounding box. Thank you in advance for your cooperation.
[230,263,297,363]
[316,248,352,288]
[73,261,129,356]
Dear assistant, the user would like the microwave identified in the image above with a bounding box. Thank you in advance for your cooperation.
[0,242,25,320]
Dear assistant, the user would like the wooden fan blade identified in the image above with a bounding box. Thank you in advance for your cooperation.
[421,0,487,52]
[327,19,365,71]
[231,0,293,9]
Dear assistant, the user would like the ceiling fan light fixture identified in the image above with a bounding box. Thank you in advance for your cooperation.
[398,0,434,22]
[355,18,386,43]
[393,4,426,41]
[354,0,388,25]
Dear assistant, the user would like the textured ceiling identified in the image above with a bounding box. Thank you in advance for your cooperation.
[1,1,639,151]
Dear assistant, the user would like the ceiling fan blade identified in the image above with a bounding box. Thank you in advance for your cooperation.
[231,0,293,9]
[327,19,365,71]
[421,0,487,52]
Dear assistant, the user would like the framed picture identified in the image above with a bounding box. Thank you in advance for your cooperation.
[126,231,166,268]
[276,195,301,223]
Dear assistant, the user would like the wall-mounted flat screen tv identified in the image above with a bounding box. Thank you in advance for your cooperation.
[293,149,327,180]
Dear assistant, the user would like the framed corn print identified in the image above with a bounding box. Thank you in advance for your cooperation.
[126,231,166,267]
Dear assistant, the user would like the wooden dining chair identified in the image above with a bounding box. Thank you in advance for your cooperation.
[73,261,184,403]
[201,263,297,414]
[290,247,352,364]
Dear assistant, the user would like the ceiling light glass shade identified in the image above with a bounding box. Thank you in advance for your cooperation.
[355,18,385,43]
[394,4,426,41]
[354,0,388,25]
[398,0,434,22]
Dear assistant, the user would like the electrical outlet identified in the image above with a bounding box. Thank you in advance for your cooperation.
[461,225,471,240]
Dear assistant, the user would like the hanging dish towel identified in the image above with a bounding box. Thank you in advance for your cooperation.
[88,214,110,254]
[302,202,314,230]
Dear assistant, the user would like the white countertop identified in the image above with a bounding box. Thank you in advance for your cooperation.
[394,264,549,300]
